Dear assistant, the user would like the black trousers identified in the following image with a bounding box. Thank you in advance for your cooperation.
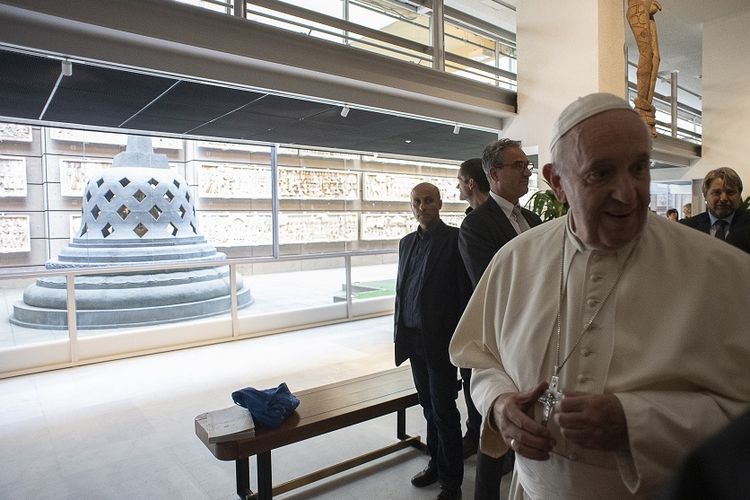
[408,343,463,492]
[461,367,509,500]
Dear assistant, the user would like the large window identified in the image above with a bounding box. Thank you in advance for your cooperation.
[0,122,468,375]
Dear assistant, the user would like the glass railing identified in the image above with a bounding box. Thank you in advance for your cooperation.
[0,249,398,377]
[171,0,517,88]
[627,63,702,144]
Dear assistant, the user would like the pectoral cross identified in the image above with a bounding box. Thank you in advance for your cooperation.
[538,375,563,426]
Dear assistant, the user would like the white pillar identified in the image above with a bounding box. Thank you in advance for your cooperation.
[504,0,626,166]
[688,9,750,185]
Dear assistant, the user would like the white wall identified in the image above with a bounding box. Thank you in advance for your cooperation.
[504,0,626,166]
[689,9,750,187]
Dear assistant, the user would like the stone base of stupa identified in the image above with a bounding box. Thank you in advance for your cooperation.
[11,267,253,330]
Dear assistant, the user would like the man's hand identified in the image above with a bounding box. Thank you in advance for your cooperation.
[553,393,629,451]
[492,383,555,460]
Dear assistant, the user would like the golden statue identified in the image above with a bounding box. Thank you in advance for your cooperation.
[627,0,661,136]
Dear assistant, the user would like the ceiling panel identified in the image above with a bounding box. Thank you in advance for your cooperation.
[0,50,60,119]
[125,81,267,134]
[0,48,499,161]
[43,63,178,127]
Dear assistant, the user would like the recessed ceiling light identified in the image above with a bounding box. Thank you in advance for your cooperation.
[404,139,412,144]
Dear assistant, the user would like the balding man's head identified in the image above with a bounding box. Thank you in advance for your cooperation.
[543,93,653,251]
[410,182,442,230]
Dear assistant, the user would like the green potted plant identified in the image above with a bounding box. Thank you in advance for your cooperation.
[524,189,568,221]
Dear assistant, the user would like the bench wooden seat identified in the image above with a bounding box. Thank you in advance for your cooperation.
[195,366,424,499]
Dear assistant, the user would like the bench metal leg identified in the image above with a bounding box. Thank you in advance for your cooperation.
[397,408,407,439]
[236,458,251,500]
[256,451,272,500]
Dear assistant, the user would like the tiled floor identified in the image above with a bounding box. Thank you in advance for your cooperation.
[0,316,510,500]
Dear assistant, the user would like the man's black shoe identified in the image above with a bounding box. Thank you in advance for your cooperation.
[437,487,461,500]
[462,435,478,459]
[411,463,439,487]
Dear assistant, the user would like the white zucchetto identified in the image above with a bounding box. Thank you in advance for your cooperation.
[549,93,636,150]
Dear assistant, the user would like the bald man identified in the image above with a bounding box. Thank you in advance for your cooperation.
[450,93,750,499]
[395,182,471,500]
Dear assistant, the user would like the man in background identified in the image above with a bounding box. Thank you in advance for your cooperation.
[455,157,491,459]
[458,140,542,499]
[394,182,470,500]
[681,167,750,253]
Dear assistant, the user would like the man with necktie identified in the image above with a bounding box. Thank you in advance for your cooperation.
[681,167,750,254]
[457,139,543,500]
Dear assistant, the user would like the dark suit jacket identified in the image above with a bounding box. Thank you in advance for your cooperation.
[680,209,750,254]
[656,409,750,500]
[459,197,543,287]
[394,219,471,366]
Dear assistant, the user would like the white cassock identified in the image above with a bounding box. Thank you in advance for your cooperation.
[449,212,750,499]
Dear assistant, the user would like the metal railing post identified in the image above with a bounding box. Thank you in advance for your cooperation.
[271,144,280,259]
[230,262,239,336]
[431,0,445,71]
[233,0,246,18]
[66,273,78,363]
[670,71,679,138]
[345,255,353,319]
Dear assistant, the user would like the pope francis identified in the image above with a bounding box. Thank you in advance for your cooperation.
[449,93,750,499]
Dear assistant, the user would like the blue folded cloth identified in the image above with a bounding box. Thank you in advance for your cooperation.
[231,382,300,428]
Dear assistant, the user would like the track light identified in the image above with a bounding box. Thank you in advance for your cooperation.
[340,105,350,118]
[453,124,460,135]
[61,60,73,77]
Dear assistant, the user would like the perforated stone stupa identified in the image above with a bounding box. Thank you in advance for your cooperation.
[12,136,252,330]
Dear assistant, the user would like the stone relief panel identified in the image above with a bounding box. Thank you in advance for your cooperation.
[360,212,465,240]
[442,213,466,228]
[198,212,273,247]
[0,124,33,142]
[50,129,181,149]
[60,159,180,198]
[60,159,111,197]
[279,167,359,200]
[198,141,269,152]
[0,214,31,253]
[0,156,27,197]
[196,211,358,246]
[279,212,358,244]
[198,163,271,199]
[363,172,460,202]
[278,147,358,160]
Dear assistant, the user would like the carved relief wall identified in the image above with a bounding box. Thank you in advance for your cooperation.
[364,172,460,202]
[0,214,30,253]
[197,164,360,200]
[360,212,465,240]
[1,124,471,268]
[60,159,179,197]
[197,211,359,246]
[0,124,32,142]
[198,164,271,199]
[279,167,359,200]
[0,156,27,197]
[279,212,358,244]
[197,212,273,247]
[60,159,112,197]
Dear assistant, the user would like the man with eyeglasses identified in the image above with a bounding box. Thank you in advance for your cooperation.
[456,139,542,500]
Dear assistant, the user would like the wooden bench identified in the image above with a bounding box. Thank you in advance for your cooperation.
[195,366,424,499]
